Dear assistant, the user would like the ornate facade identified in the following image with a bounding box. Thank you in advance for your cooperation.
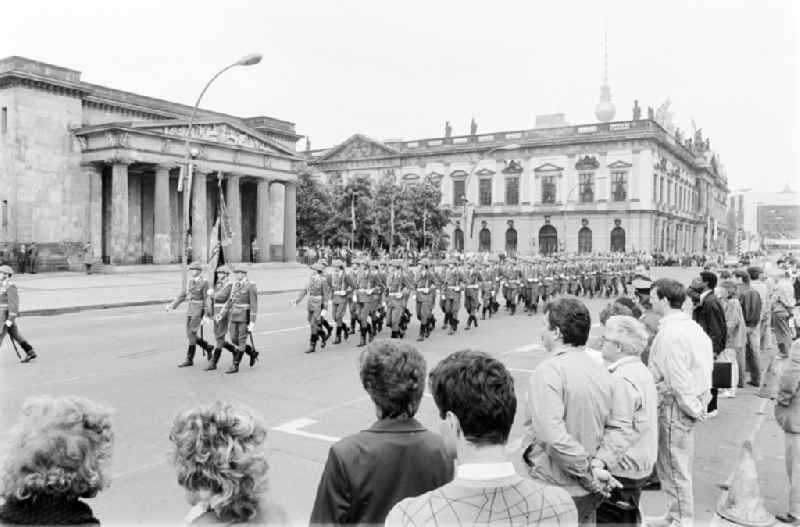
[307,115,729,255]
[0,56,301,269]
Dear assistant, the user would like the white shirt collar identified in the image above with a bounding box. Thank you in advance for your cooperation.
[456,461,516,481]
[184,502,209,524]
[700,289,711,302]
[606,355,640,372]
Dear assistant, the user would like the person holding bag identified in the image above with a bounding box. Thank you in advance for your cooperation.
[719,280,745,398]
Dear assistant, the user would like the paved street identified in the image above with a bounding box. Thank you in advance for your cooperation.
[0,266,783,525]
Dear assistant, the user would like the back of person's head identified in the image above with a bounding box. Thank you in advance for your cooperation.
[747,266,762,281]
[170,401,268,523]
[543,296,591,346]
[719,269,732,280]
[1,395,114,502]
[605,315,650,356]
[720,280,738,298]
[653,278,687,309]
[613,296,642,318]
[700,271,718,290]
[733,269,750,285]
[359,340,426,419]
[599,301,633,325]
[429,350,516,446]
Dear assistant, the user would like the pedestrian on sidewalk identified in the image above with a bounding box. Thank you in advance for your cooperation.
[692,271,727,418]
[719,280,746,398]
[0,265,36,362]
[82,241,93,274]
[26,242,38,274]
[734,269,763,387]
[646,278,713,527]
[775,339,800,525]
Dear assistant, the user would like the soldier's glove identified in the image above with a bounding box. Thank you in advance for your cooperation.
[165,303,173,312]
[247,322,255,333]
[4,320,12,327]
[320,309,328,319]
[214,314,223,323]
[207,289,214,296]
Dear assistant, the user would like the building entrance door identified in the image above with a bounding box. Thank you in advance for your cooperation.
[539,225,558,255]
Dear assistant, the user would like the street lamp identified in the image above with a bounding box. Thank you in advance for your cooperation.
[179,53,262,288]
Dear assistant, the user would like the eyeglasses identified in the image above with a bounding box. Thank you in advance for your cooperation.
[598,335,618,347]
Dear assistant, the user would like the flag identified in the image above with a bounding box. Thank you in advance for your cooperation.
[351,196,356,232]
[207,217,223,285]
[217,172,234,247]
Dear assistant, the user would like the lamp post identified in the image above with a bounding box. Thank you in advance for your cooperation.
[179,53,262,288]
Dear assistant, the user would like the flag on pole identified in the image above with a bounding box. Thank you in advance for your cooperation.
[351,197,356,232]
[217,173,233,247]
[207,217,223,286]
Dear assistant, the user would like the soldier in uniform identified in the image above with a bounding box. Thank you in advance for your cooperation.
[480,260,496,320]
[219,264,259,372]
[441,260,464,335]
[463,260,482,329]
[330,259,354,345]
[414,258,437,341]
[354,259,378,346]
[292,262,331,354]
[384,259,411,338]
[371,261,387,337]
[204,264,235,371]
[167,261,214,368]
[0,265,36,362]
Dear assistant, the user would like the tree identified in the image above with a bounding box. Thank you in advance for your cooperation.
[296,171,334,247]
[326,174,375,249]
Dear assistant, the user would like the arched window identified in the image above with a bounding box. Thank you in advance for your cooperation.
[610,226,626,253]
[539,225,558,256]
[479,227,491,252]
[505,227,518,256]
[578,227,592,254]
[454,228,464,252]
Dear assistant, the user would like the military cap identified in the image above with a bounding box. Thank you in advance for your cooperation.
[232,264,248,274]
[332,259,344,268]
[216,265,232,275]
[0,265,13,275]
[311,262,326,272]
[419,258,431,266]
[188,261,203,271]
[632,277,652,291]
[371,260,381,268]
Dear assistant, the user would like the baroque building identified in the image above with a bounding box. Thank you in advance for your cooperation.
[306,110,729,255]
[0,56,301,270]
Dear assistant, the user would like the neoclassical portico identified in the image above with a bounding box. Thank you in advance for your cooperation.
[75,119,299,265]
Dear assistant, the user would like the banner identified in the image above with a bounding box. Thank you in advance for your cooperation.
[207,217,224,285]
[217,173,234,247]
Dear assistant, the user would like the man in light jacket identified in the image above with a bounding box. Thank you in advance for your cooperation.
[775,340,800,525]
[646,278,713,527]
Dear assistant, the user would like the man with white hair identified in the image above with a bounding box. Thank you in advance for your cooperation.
[594,315,658,525]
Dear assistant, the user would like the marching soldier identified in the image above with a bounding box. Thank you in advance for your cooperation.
[330,259,354,344]
[204,264,234,371]
[480,260,497,320]
[385,259,411,338]
[167,261,214,368]
[441,260,464,335]
[372,261,387,336]
[219,264,259,372]
[0,265,36,362]
[414,258,438,341]
[292,262,331,354]
[353,259,377,346]
[463,260,482,330]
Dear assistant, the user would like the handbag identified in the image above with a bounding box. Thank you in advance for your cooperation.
[718,348,739,389]
[712,361,733,389]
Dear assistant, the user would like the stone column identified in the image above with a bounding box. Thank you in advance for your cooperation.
[256,178,271,262]
[191,168,208,263]
[110,162,129,264]
[85,164,103,260]
[226,175,242,263]
[284,181,297,262]
[153,165,172,264]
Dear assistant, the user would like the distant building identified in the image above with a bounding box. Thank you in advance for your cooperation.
[0,56,301,270]
[730,186,800,252]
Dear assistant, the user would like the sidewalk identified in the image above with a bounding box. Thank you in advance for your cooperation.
[13,263,309,316]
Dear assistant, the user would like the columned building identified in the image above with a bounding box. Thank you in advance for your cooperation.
[0,56,300,270]
[307,112,729,255]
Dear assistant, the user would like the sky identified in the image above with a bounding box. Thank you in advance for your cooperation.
[3,0,799,194]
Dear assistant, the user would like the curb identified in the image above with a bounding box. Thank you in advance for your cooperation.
[21,288,303,317]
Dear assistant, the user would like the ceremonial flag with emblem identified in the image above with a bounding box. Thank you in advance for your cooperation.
[217,172,234,247]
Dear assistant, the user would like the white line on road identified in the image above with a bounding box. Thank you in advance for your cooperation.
[500,343,544,356]
[508,367,536,374]
[259,326,307,336]
[272,418,341,443]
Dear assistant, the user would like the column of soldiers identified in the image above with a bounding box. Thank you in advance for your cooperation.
[290,253,644,352]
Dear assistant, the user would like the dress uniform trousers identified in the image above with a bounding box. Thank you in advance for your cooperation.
[416,290,435,324]
[583,274,596,297]
[444,287,461,317]
[185,300,204,345]
[386,293,405,332]
[464,286,480,315]
[306,296,324,333]
[356,291,372,328]
[0,321,32,351]
[332,294,348,325]
[212,305,230,348]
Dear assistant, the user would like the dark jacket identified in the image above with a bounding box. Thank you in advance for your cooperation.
[693,291,727,356]
[738,287,763,328]
[309,417,454,525]
[0,496,99,525]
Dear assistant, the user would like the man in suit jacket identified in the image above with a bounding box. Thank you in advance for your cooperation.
[310,341,454,525]
[693,271,727,417]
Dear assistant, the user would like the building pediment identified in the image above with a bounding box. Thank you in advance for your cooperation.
[449,170,469,179]
[533,162,564,172]
[607,160,633,169]
[575,155,600,170]
[475,167,496,177]
[502,160,523,174]
[318,134,399,162]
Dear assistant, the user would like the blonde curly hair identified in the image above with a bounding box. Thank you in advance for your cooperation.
[169,401,269,523]
[0,395,114,501]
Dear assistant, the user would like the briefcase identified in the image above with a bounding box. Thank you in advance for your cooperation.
[712,361,733,389]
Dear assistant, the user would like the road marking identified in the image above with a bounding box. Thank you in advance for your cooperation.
[306,396,370,418]
[272,418,341,443]
[508,367,536,374]
[259,326,307,336]
[500,343,544,357]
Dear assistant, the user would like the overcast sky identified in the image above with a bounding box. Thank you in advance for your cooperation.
[3,0,798,193]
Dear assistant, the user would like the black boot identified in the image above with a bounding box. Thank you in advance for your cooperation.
[417,324,426,342]
[225,349,243,373]
[510,303,516,315]
[343,324,350,341]
[482,307,487,320]
[245,344,259,367]
[178,345,196,367]
[472,314,478,328]
[465,316,472,330]
[205,348,221,371]
[305,335,318,354]
[357,328,367,347]
[449,319,458,335]
[350,319,357,334]
[367,324,375,343]
[334,326,342,345]
[391,330,399,338]
[318,329,328,349]
[196,338,214,360]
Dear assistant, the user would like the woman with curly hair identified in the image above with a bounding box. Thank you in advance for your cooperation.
[169,401,287,525]
[310,340,454,525]
[0,395,114,525]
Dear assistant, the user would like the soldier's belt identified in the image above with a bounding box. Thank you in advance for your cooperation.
[233,303,251,308]
[447,286,461,291]
[189,300,204,304]
[467,285,479,289]
[334,290,347,295]
[389,292,403,298]
[308,295,323,300]
[0,304,7,308]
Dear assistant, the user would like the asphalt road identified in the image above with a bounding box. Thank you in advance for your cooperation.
[0,267,780,525]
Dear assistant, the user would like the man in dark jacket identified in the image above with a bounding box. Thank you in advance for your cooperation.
[309,340,454,525]
[693,271,727,417]
[734,270,763,387]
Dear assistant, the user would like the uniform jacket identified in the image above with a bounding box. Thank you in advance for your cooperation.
[222,279,258,323]
[355,269,380,303]
[463,269,482,298]
[309,418,454,526]
[414,269,438,303]
[171,276,208,318]
[208,279,233,318]
[692,291,727,355]
[0,279,20,323]
[296,274,331,307]
[441,268,463,299]
[385,270,411,303]
[329,270,354,304]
